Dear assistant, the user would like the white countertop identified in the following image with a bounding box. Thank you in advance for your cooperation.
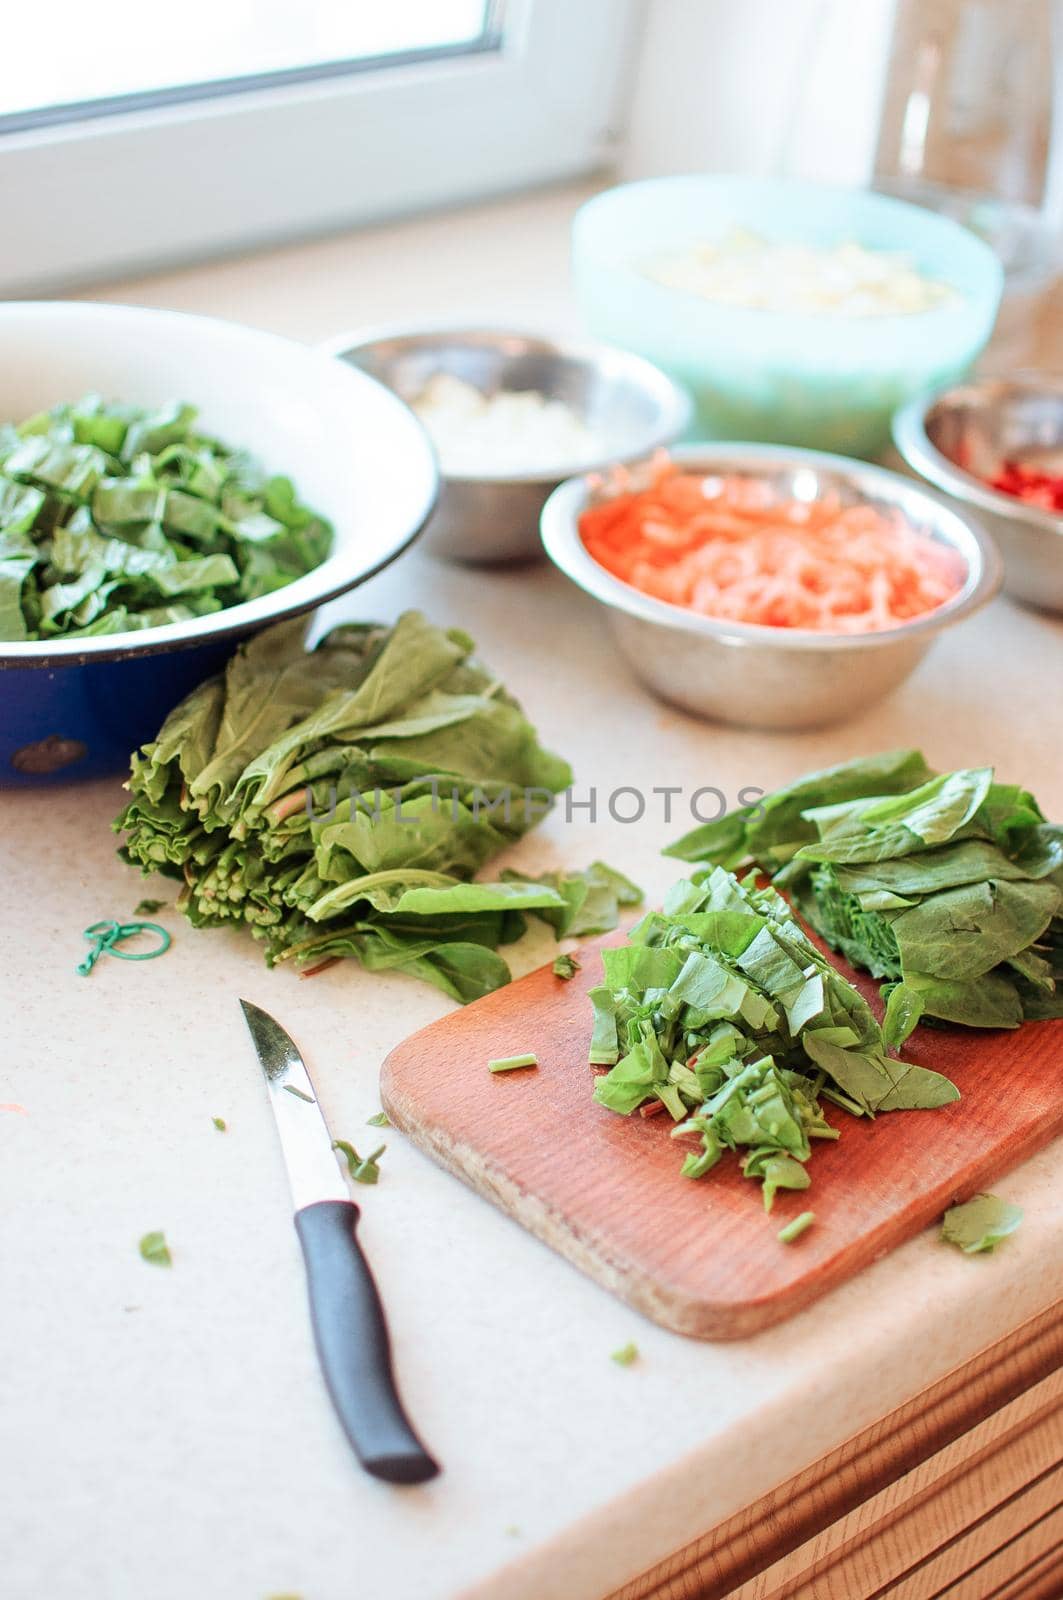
[3,182,1063,1600]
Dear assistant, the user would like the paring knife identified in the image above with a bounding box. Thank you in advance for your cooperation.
[239,998,439,1485]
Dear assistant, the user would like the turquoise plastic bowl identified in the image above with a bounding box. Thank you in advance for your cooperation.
[572,176,1004,457]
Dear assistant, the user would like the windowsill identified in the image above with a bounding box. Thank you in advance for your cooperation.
[77,172,1063,371]
[75,176,611,345]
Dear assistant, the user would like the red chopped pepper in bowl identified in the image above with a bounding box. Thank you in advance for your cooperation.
[987,460,1063,514]
[541,443,1001,728]
[578,453,966,634]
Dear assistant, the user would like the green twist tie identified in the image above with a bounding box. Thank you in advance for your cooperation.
[77,919,172,976]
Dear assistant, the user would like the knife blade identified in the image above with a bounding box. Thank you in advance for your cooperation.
[239,998,439,1485]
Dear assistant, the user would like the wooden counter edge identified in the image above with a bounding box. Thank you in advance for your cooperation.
[605,1296,1063,1600]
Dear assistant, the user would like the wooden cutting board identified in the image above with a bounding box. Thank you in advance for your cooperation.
[380,935,1063,1339]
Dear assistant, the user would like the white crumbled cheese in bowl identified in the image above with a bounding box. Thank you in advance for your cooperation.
[643,229,959,317]
[411,373,603,478]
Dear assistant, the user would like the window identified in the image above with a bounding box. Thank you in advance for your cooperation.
[0,0,641,296]
[0,2,498,130]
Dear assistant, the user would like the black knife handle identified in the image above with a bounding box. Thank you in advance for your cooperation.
[293,1200,440,1484]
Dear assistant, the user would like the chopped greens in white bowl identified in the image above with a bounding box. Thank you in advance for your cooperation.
[0,302,438,662]
[0,302,437,782]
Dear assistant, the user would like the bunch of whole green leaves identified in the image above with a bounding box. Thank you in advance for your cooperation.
[590,866,958,1204]
[666,751,1063,1043]
[115,611,641,1002]
[0,395,331,640]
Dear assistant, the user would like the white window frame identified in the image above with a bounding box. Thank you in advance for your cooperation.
[0,0,644,296]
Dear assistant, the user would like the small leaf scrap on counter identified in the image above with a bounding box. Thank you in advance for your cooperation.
[212,1116,227,1132]
[133,898,169,916]
[333,1140,385,1185]
[366,1110,391,1127]
[941,1194,1023,1255]
[552,953,581,980]
[610,1342,639,1366]
[138,1231,172,1268]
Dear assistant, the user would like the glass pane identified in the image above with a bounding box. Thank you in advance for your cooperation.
[0,0,495,124]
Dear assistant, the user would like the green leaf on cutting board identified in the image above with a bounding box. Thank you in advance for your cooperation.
[487,1053,539,1073]
[664,750,935,867]
[881,982,925,1049]
[664,753,1063,1037]
[777,1211,816,1244]
[589,865,957,1204]
[888,879,1061,981]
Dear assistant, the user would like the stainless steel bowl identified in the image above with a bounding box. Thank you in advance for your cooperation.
[323,326,691,564]
[541,443,1001,730]
[893,374,1063,614]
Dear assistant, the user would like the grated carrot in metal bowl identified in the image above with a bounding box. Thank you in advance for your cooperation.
[579,454,966,633]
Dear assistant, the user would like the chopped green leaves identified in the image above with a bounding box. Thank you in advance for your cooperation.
[488,1053,538,1073]
[212,1116,227,1132]
[138,1230,172,1267]
[881,983,925,1049]
[552,953,581,980]
[941,1194,1023,1254]
[366,1111,391,1127]
[134,898,168,916]
[754,1151,812,1211]
[590,867,957,1204]
[588,986,620,1065]
[0,397,332,640]
[115,613,635,1001]
[610,1342,639,1366]
[0,553,35,639]
[333,1140,385,1185]
[665,753,1063,1040]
